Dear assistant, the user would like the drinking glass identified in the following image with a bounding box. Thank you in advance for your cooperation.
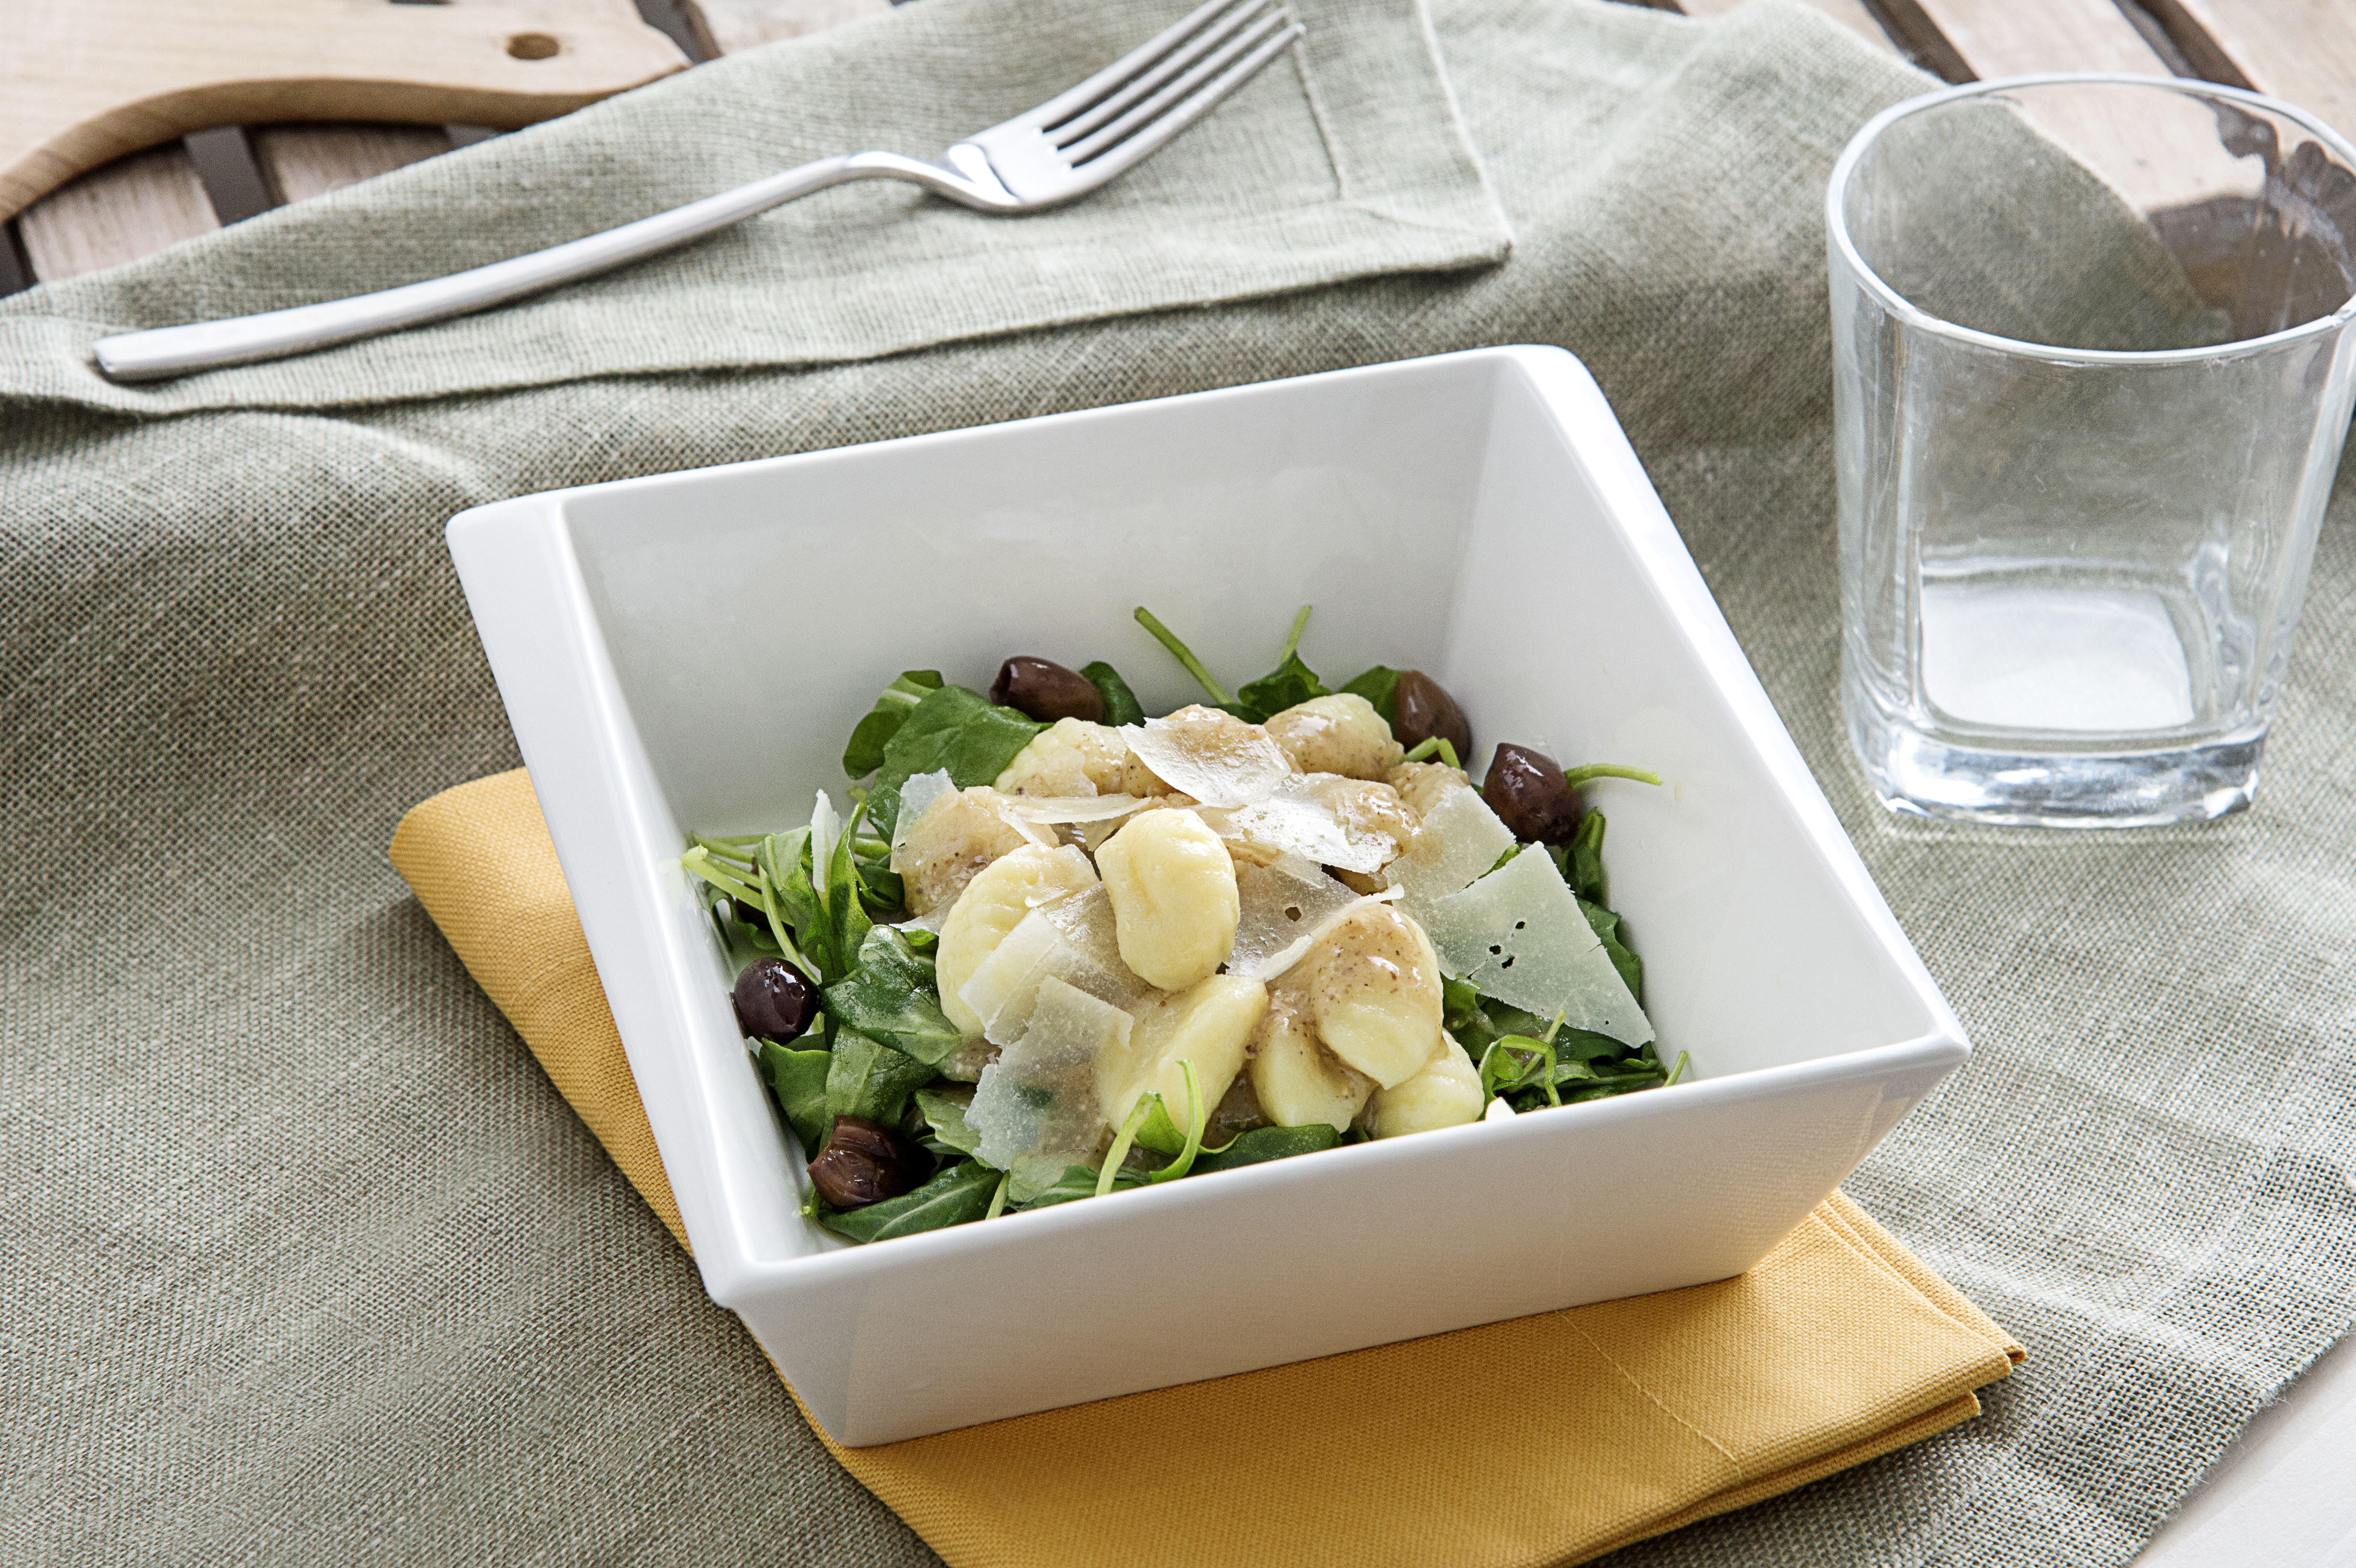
[1828,75,2356,827]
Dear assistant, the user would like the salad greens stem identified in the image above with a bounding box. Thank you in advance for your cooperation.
[1666,1050,1691,1087]
[691,834,763,860]
[1278,605,1311,665]
[984,1172,1011,1221]
[757,865,819,982]
[1132,607,1234,708]
[1402,736,1462,769]
[1563,763,1664,787]
[681,848,764,905]
[1141,1061,1209,1185]
[1098,1094,1158,1198]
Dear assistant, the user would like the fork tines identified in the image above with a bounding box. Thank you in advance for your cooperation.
[1026,0,1305,170]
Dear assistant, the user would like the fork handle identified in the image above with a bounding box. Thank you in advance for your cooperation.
[91,151,944,384]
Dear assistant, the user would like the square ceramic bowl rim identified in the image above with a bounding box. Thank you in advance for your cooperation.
[449,344,1969,1314]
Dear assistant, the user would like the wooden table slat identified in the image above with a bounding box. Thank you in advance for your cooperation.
[15,141,218,281]
[249,123,456,207]
[685,0,891,56]
[2142,0,2356,138]
[1677,0,1899,58]
[1907,0,2173,77]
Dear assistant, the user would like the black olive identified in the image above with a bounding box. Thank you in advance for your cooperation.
[729,896,767,928]
[808,1116,936,1209]
[1392,670,1472,761]
[990,656,1105,724]
[1482,742,1582,845]
[731,956,818,1043]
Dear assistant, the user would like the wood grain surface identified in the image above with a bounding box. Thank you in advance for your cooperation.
[14,143,217,281]
[0,0,687,225]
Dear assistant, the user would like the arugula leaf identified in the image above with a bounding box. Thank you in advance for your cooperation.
[824,1031,938,1124]
[1578,895,1643,1003]
[1338,665,1402,727]
[914,1084,982,1159]
[866,686,1048,840]
[842,671,945,778]
[1081,661,1144,727]
[1132,1095,1187,1156]
[1191,1122,1342,1173]
[756,828,835,976]
[823,928,963,1064]
[822,798,874,972]
[759,1043,833,1155]
[818,1160,999,1242]
[1019,1163,1144,1209]
[1558,811,1609,906]
[1231,606,1329,724]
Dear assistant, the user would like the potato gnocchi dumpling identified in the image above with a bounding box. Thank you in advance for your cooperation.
[994,717,1134,798]
[1265,693,1405,781]
[1370,1034,1485,1138]
[1095,808,1240,990]
[1306,901,1444,1089]
[935,843,1098,1036]
[894,786,1036,916]
[1097,974,1268,1135]
[1249,980,1376,1132]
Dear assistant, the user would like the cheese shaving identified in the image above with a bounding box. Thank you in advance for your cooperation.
[888,770,956,859]
[1122,708,1292,808]
[1383,786,1515,922]
[1424,848,1654,1045]
[1228,853,1405,983]
[1201,778,1392,874]
[956,885,1151,1045]
[1228,854,1363,975]
[969,976,1126,1198]
[1001,793,1149,825]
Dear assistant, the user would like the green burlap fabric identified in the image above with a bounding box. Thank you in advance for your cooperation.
[3,0,2351,1563]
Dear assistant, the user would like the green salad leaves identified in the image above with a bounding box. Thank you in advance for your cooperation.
[687,609,1688,1249]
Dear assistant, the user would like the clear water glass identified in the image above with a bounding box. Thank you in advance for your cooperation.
[1828,75,2356,827]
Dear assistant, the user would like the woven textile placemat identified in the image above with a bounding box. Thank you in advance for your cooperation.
[2,0,2351,1563]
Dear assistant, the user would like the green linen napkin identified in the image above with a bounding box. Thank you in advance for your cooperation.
[0,0,1506,412]
[5,1,2353,1565]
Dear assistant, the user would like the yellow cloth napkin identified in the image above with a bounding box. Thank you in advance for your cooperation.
[391,769,2022,1568]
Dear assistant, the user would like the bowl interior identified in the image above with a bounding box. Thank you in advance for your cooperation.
[553,350,1940,1266]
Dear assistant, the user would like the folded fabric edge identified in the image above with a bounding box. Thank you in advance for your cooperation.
[1823,1189,2025,1365]
[1570,1393,1989,1567]
[387,766,691,1252]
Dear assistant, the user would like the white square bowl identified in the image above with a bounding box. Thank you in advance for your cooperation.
[448,345,1967,1447]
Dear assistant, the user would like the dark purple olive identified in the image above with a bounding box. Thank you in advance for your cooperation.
[1482,742,1582,845]
[731,956,818,1044]
[808,1116,935,1209]
[730,896,767,929]
[990,656,1105,724]
[1392,670,1472,761]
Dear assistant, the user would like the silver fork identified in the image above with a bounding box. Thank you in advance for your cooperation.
[93,0,1304,384]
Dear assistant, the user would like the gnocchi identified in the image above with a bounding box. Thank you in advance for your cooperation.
[1369,1034,1485,1137]
[1305,901,1444,1088]
[1095,808,1240,990]
[1248,979,1376,1132]
[1096,974,1269,1136]
[934,844,1098,1036]
[994,717,1134,798]
[1265,694,1405,781]
[892,785,1035,916]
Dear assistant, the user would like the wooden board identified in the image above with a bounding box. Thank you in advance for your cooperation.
[1675,0,1897,56]
[249,123,455,207]
[685,0,892,56]
[15,142,217,280]
[2146,0,2356,142]
[0,0,689,225]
